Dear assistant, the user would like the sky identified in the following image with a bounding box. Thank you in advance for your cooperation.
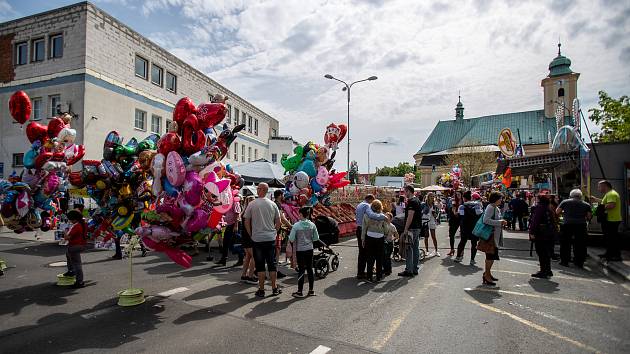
[1,0,629,173]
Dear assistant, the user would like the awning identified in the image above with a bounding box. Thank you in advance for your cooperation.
[419,185,451,191]
[508,151,580,176]
[234,159,286,186]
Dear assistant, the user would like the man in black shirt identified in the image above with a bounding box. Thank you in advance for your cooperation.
[399,185,422,277]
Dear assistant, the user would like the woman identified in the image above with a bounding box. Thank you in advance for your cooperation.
[240,196,257,283]
[529,194,558,278]
[361,199,389,282]
[422,193,440,257]
[447,192,462,256]
[63,209,87,288]
[556,189,592,268]
[478,192,508,286]
[383,212,399,276]
[394,196,406,218]
[289,206,319,298]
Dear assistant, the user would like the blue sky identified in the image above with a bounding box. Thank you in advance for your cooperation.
[1,0,629,172]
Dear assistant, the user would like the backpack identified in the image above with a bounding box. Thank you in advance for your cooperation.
[461,204,481,235]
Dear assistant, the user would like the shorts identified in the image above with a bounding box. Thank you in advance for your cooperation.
[242,232,253,249]
[253,240,277,273]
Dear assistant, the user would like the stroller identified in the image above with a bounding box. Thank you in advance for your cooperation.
[391,215,427,262]
[312,215,340,279]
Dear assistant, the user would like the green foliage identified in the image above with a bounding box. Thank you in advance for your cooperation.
[370,162,421,184]
[589,91,630,143]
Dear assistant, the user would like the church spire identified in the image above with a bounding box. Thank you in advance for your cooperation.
[455,92,464,121]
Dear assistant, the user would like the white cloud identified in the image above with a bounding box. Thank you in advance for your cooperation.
[134,0,629,172]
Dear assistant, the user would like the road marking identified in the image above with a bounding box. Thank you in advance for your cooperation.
[81,306,116,319]
[464,287,623,310]
[157,287,190,297]
[494,270,615,284]
[465,298,602,353]
[503,258,539,268]
[309,345,331,354]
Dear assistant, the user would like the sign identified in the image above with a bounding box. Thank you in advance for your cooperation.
[498,128,517,157]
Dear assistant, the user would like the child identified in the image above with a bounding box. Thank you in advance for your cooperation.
[384,212,399,276]
[63,209,87,288]
[288,206,319,298]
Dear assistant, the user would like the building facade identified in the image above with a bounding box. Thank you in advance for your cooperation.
[0,2,284,177]
[413,44,578,186]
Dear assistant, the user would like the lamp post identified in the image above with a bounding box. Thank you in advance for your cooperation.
[324,74,378,173]
[368,140,389,182]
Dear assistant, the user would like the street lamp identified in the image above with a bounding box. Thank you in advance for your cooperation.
[368,140,389,178]
[324,74,378,173]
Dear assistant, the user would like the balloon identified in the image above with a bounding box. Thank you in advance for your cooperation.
[281,145,304,174]
[196,102,227,130]
[23,145,39,169]
[181,114,206,156]
[316,146,329,165]
[9,91,31,124]
[103,131,121,161]
[142,237,192,268]
[183,171,203,206]
[151,154,165,196]
[65,144,85,165]
[47,117,67,139]
[162,177,179,197]
[210,124,245,161]
[298,150,317,177]
[138,134,160,152]
[166,151,186,187]
[293,171,309,189]
[207,210,223,229]
[173,97,196,130]
[157,132,181,155]
[57,127,77,144]
[138,150,156,171]
[184,209,209,233]
[213,182,233,214]
[16,190,31,217]
[315,166,330,186]
[135,226,179,242]
[26,121,48,143]
[324,123,347,150]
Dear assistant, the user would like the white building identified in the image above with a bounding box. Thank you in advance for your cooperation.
[0,1,285,177]
[267,135,300,165]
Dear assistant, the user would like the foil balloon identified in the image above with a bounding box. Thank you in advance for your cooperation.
[26,121,48,143]
[196,102,227,130]
[173,97,196,131]
[157,131,181,155]
[281,145,303,174]
[324,123,347,151]
[181,114,206,156]
[16,190,31,217]
[298,150,317,177]
[166,151,186,187]
[183,171,203,206]
[184,209,209,233]
[293,171,309,189]
[47,117,67,139]
[9,91,31,124]
[135,226,180,242]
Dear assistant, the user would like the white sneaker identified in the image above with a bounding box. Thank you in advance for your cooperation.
[435,251,441,257]
[470,259,476,266]
[427,251,435,258]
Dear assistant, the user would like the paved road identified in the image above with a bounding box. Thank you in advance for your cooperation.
[1,226,629,353]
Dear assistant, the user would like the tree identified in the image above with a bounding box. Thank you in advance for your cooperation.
[371,162,421,184]
[441,145,497,187]
[589,91,630,143]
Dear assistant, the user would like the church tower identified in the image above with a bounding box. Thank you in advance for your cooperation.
[541,43,580,122]
[455,94,464,121]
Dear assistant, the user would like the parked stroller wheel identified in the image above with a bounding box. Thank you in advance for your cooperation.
[314,258,330,279]
[330,255,339,271]
[419,248,426,261]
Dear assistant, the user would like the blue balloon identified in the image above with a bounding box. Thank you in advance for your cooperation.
[162,176,179,197]
[23,149,38,169]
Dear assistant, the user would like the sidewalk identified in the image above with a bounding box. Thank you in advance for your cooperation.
[586,246,630,281]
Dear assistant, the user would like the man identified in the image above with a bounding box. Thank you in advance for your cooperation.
[244,183,282,297]
[355,194,386,279]
[454,191,483,265]
[591,180,623,262]
[216,196,243,266]
[556,189,592,268]
[273,190,292,278]
[399,185,423,277]
[509,193,529,231]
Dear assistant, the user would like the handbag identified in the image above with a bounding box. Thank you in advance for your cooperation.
[472,210,494,241]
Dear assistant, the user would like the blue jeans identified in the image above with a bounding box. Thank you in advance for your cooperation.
[405,229,420,273]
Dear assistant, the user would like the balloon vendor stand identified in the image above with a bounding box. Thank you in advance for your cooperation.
[117,236,145,307]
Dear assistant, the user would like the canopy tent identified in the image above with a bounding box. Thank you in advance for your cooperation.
[418,185,451,192]
[234,159,286,187]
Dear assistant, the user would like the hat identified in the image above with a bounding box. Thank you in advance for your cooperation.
[471,192,481,200]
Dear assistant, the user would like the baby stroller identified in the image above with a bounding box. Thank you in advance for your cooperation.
[391,215,427,262]
[312,215,340,278]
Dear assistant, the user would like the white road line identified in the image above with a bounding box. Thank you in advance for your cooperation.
[309,345,331,354]
[157,287,190,297]
[81,307,116,319]
[503,258,539,267]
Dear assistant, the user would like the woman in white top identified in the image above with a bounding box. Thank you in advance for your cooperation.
[422,193,440,257]
[480,191,508,286]
[394,196,406,218]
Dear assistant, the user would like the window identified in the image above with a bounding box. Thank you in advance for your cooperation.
[234,108,240,125]
[151,115,161,133]
[49,95,61,116]
[12,153,24,167]
[226,104,232,124]
[248,116,252,133]
[242,112,247,130]
[254,149,258,160]
[254,118,259,135]
[135,109,147,130]
[49,34,63,58]
[32,38,45,62]
[32,98,42,120]
[558,88,565,97]
[166,71,177,93]
[248,147,252,162]
[271,128,277,137]
[233,143,238,160]
[15,42,27,65]
[135,55,148,79]
[271,153,278,163]
[151,64,163,87]
[241,144,245,162]
[166,120,173,132]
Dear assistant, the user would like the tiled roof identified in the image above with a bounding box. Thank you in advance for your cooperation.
[417,110,557,155]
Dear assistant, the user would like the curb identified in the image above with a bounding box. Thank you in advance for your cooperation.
[586,248,630,282]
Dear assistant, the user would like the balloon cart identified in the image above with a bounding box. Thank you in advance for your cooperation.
[117,236,145,307]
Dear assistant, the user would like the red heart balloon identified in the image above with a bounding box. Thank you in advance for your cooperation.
[157,132,182,155]
[26,121,49,143]
[9,91,31,124]
[173,97,196,132]
[47,117,67,138]
[181,114,206,155]
[196,103,227,130]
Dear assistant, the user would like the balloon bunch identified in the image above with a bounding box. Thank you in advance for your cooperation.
[280,123,350,208]
[438,164,463,190]
[133,95,244,268]
[0,91,86,233]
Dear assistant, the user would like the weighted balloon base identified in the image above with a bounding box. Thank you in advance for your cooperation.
[117,288,145,307]
[0,260,7,271]
[56,274,76,286]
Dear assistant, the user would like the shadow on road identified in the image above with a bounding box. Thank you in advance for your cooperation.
[528,278,560,293]
[0,281,78,317]
[441,258,483,277]
[464,286,503,304]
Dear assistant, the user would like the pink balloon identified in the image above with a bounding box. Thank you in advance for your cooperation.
[183,171,203,206]
[184,209,209,233]
[166,151,186,187]
[135,226,179,242]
